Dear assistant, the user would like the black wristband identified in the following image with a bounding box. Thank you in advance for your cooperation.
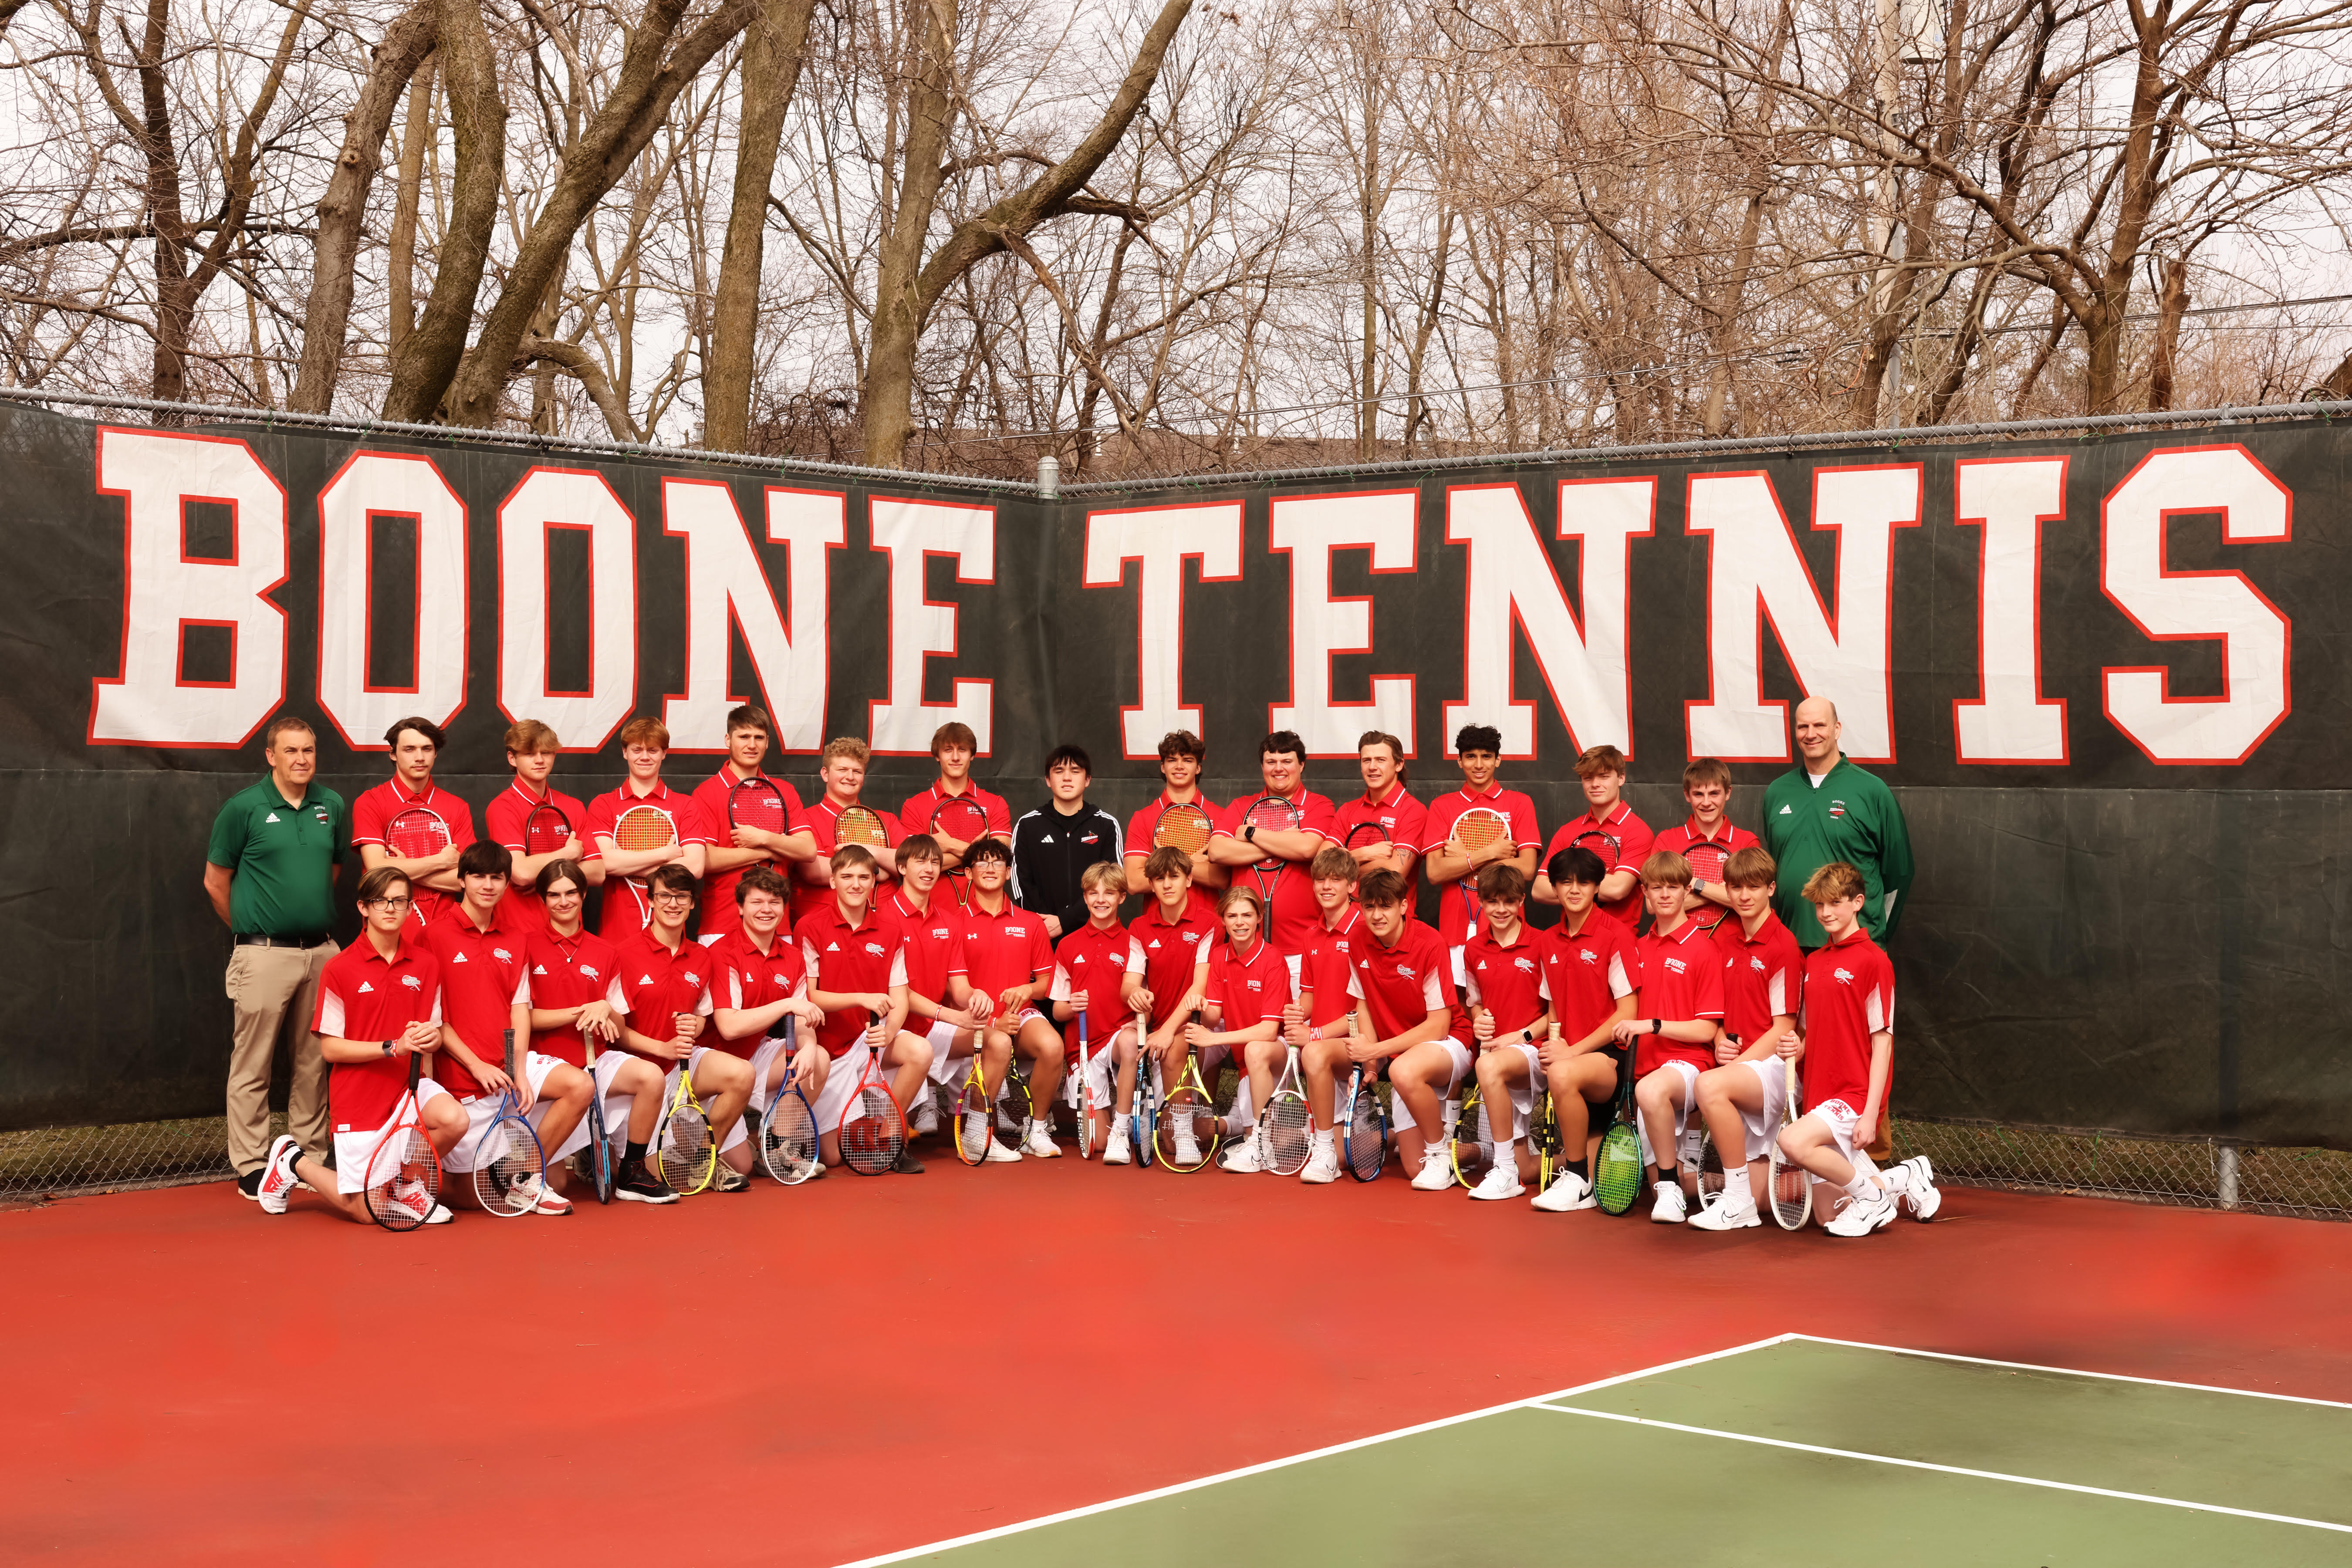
[1650,1018,1662,1035]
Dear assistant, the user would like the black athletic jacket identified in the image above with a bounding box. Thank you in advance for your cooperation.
[1008,802,1124,943]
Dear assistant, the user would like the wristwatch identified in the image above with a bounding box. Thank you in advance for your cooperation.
[1651,1018,1663,1035]
[380,1039,394,1057]
[1519,1027,1534,1045]
[1244,823,1258,844]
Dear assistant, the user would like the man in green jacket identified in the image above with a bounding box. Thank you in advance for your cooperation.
[1760,697,1914,950]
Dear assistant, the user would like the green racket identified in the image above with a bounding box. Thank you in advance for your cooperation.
[1594,1051,1643,1215]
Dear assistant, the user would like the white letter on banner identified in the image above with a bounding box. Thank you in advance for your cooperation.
[1267,490,1417,756]
[497,467,638,750]
[2102,446,2291,765]
[1952,456,2069,764]
[316,452,468,748]
[89,428,288,747]
[1082,501,1244,758]
[867,497,994,754]
[662,480,844,754]
[1684,465,1920,764]
[1443,478,1652,758]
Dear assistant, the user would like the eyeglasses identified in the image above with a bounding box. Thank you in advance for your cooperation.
[369,896,413,910]
[652,890,696,905]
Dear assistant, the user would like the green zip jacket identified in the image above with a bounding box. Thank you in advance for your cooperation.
[1759,757,1914,948]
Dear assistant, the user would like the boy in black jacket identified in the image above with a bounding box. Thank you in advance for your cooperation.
[1010,745,1124,944]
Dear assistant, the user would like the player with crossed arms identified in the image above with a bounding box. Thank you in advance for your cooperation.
[585,717,716,943]
[353,715,475,935]
[485,718,598,930]
[1121,729,1228,919]
[1332,730,1425,884]
[1419,723,1540,949]
[251,868,463,1225]
[1532,744,1654,926]
[1204,730,1341,958]
[691,704,819,940]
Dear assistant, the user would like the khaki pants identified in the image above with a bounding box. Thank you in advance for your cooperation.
[225,941,334,1173]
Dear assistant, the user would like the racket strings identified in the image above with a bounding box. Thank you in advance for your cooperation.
[476,1116,544,1215]
[1345,1085,1385,1180]
[614,808,676,852]
[840,1085,902,1173]
[385,811,449,861]
[1154,806,1213,855]
[523,806,573,855]
[1263,1092,1311,1174]
[835,808,889,848]
[730,783,788,832]
[659,1100,712,1190]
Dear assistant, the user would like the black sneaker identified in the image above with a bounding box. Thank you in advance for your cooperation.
[891,1148,925,1175]
[612,1162,680,1205]
[236,1166,265,1200]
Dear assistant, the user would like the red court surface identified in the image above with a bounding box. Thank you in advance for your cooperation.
[5,1163,2347,1566]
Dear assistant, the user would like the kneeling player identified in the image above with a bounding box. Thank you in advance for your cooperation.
[1341,870,1473,1191]
[1613,852,1725,1223]
[1195,885,1291,1173]
[1687,845,1803,1230]
[1528,848,1638,1212]
[526,859,676,1202]
[710,865,832,1180]
[617,862,757,1190]
[1778,862,1938,1235]
[253,869,466,1225]
[1461,864,1556,1201]
[1048,862,1149,1159]
[889,835,1015,1162]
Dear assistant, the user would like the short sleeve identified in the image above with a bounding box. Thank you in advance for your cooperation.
[1124,937,1146,973]
[313,974,345,1035]
[1296,794,1340,841]
[1048,961,1074,1003]
[607,976,630,1014]
[1693,946,1725,1020]
[1507,793,1541,848]
[509,967,530,1007]
[206,797,247,869]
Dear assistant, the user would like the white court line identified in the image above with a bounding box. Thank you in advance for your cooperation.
[1529,1404,2352,1535]
[1788,1334,2352,1410]
[832,1333,1798,1566]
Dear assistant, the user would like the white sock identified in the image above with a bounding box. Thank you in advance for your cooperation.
[1879,1162,1912,1191]
[1493,1137,1517,1162]
[1844,1174,1877,1200]
[1312,1128,1334,1149]
[1724,1168,1753,1203]
[1656,1179,1677,1194]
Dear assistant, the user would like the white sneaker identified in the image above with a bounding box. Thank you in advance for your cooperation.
[1649,1181,1689,1224]
[961,1114,989,1162]
[1104,1123,1133,1165]
[1174,1134,1203,1167]
[255,1134,303,1215]
[1898,1156,1942,1220]
[1531,1170,1594,1212]
[909,1097,939,1136]
[524,1176,572,1216]
[1219,1136,1267,1173]
[1825,1189,1898,1236]
[1688,1194,1761,1230]
[1410,1148,1454,1191]
[1300,1140,1340,1184]
[1469,1163,1525,1202]
[1022,1125,1061,1159]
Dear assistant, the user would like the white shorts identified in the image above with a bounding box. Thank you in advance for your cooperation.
[1062,1039,1122,1110]
[331,1077,453,1194]
[1635,1058,1702,1169]
[665,1047,748,1155]
[1489,1039,1545,1124]
[441,1051,578,1173]
[1433,1038,1474,1099]
[1801,1098,1863,1162]
[924,1019,971,1084]
[809,1043,874,1132]
[1734,1058,1794,1162]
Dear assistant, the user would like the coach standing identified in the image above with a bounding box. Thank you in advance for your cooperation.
[203,714,349,1200]
[1761,696,1914,948]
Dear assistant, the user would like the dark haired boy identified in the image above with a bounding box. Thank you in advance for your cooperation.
[1422,723,1540,947]
[1009,743,1124,943]
[1123,729,1230,915]
[1688,845,1805,1230]
[1615,851,1724,1223]
[1206,730,1342,956]
[1530,847,1638,1212]
[354,714,476,932]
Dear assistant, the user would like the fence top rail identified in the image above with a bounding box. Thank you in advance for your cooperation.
[6,385,2349,497]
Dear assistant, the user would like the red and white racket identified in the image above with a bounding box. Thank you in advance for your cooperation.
[613,803,678,926]
[1452,807,1511,928]
[384,805,451,862]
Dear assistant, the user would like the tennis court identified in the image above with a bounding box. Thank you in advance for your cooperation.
[857,1336,2352,1566]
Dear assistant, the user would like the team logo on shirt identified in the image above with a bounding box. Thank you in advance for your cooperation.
[1665,956,1689,975]
[579,963,600,980]
[1830,799,1847,819]
[1514,957,1536,974]
[1000,925,1023,937]
[1750,956,1767,973]
[1395,965,1417,980]
[1575,950,1598,966]
[930,926,951,940]
[684,970,703,986]
[400,975,422,990]
[1832,966,1855,985]
[862,942,887,958]
[1246,980,1262,992]
[492,947,513,964]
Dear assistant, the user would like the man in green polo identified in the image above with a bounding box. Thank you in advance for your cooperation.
[1760,696,1914,950]
[203,714,349,1200]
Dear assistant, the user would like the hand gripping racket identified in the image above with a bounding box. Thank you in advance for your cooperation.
[582,1031,613,1204]
[522,800,574,857]
[1261,1043,1311,1176]
[838,1010,905,1174]
[1593,1052,1644,1216]
[1152,801,1214,858]
[652,1035,716,1194]
[1155,1010,1220,1172]
[384,804,453,863]
[1529,1036,1562,1194]
[1131,1004,1156,1170]
[1075,1010,1095,1159]
[729,775,789,843]
[760,1017,821,1184]
[1770,1053,1812,1229]
[1244,794,1300,912]
[362,1052,441,1232]
[934,795,990,904]
[614,802,679,927]
[470,1027,546,1217]
[1451,806,1512,929]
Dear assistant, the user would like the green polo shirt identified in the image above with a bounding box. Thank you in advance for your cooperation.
[206,776,349,937]
[1758,757,1914,948]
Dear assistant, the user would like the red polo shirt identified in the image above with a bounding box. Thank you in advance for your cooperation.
[1423,784,1542,945]
[1203,936,1292,1034]
[421,902,533,1098]
[793,796,908,923]
[707,925,809,1061]
[1349,919,1472,1046]
[1049,919,1145,1062]
[1798,927,1894,1113]
[1631,918,1725,1075]
[1544,800,1654,927]
[1126,900,1220,1027]
[691,765,808,939]
[524,926,628,1068]
[1334,783,1428,868]
[885,888,965,1008]
[484,780,597,930]
[1297,905,1365,1031]
[1540,910,1637,1046]
[953,897,1054,1008]
[1716,911,1803,1047]
[1459,923,1550,1040]
[900,781,1011,841]
[352,778,477,933]
[1210,787,1341,955]
[313,935,442,1132]
[612,927,717,1062]
[794,900,909,1058]
[1654,817,1759,884]
[1125,791,1225,921]
[584,780,720,944]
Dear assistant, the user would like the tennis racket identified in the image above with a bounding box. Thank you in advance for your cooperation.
[362,1053,441,1232]
[383,806,452,896]
[1244,794,1300,911]
[1451,807,1512,929]
[1769,1054,1811,1229]
[1682,835,1731,890]
[759,1018,821,1184]
[1131,1004,1156,1170]
[954,1029,997,1166]
[1155,1011,1220,1172]
[995,1054,1033,1145]
[1529,1036,1561,1193]
[1341,1012,1386,1181]
[522,800,574,857]
[838,1009,904,1174]
[652,1034,716,1194]
[1594,1052,1643,1215]
[614,802,679,927]
[1684,1121,1727,1211]
[1075,1011,1094,1160]
[1343,819,1389,856]
[1262,1044,1311,1176]
[1450,1072,1490,1188]
[729,775,790,840]
[470,1028,545,1217]
[1568,828,1622,871]
[1152,800,1214,857]
[835,804,890,850]
[581,1031,613,1204]
[935,796,990,904]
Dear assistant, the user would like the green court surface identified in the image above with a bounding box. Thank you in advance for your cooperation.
[851,1336,2352,1566]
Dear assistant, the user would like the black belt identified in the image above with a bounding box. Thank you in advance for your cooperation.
[235,932,329,949]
